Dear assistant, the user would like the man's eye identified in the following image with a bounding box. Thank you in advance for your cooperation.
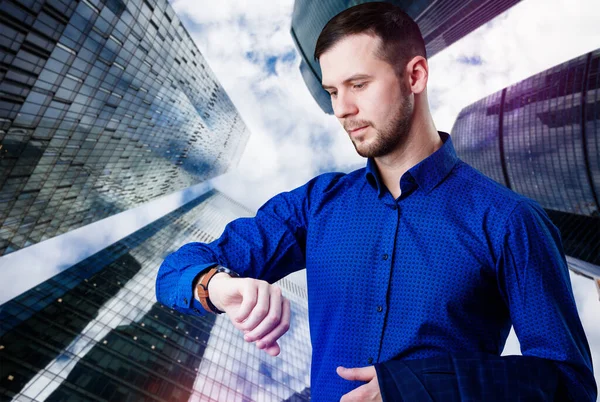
[329,92,337,98]
[353,83,365,89]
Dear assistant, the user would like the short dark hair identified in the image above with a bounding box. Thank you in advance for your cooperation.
[314,2,427,77]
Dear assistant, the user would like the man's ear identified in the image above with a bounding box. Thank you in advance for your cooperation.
[405,56,428,95]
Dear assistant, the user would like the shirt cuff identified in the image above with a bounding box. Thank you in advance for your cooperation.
[176,263,217,316]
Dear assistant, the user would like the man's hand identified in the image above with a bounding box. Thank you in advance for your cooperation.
[207,273,291,356]
[337,365,382,402]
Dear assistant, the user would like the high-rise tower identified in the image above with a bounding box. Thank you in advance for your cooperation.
[0,0,250,255]
[451,48,600,285]
[0,189,312,401]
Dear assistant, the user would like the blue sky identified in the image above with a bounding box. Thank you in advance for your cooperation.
[1,0,599,395]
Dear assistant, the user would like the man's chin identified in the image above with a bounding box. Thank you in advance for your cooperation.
[350,135,386,158]
[353,140,394,159]
[352,142,376,158]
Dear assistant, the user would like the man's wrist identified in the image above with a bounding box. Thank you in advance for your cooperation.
[206,272,231,311]
[193,272,232,300]
[193,267,237,313]
[207,272,231,292]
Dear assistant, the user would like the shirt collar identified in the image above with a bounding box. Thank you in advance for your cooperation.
[365,131,459,197]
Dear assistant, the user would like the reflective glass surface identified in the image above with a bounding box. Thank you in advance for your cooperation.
[0,0,250,255]
[503,53,595,214]
[450,90,506,186]
[0,190,312,401]
[451,48,600,267]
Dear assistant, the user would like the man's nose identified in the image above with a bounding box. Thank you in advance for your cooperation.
[333,91,358,119]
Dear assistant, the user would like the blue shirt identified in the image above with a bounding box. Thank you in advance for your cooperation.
[156,132,595,401]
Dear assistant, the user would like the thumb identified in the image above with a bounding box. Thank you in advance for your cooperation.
[336,366,375,382]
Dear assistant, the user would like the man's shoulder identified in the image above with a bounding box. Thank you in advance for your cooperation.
[449,161,556,253]
[450,161,543,222]
[452,161,530,204]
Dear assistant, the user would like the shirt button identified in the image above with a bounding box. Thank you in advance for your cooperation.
[184,298,188,304]
[382,254,388,260]
[377,305,383,312]
[391,205,397,210]
[368,357,373,364]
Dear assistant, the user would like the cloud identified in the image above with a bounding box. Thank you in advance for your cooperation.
[427,0,600,132]
[170,0,363,210]
[456,55,484,66]
[172,0,600,211]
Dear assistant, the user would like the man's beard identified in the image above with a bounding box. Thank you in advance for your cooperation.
[348,91,413,158]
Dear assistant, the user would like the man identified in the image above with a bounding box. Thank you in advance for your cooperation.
[156,3,596,401]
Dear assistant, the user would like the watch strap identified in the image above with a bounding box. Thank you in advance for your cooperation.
[196,266,239,314]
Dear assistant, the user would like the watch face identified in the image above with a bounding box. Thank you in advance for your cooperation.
[217,266,240,277]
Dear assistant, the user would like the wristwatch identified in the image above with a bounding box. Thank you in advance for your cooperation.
[195,265,239,314]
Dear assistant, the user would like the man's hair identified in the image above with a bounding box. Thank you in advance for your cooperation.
[314,2,427,77]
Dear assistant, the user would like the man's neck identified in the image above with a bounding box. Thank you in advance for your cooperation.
[374,119,442,199]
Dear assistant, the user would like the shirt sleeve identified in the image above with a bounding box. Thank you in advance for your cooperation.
[495,200,596,401]
[375,200,597,401]
[155,173,339,316]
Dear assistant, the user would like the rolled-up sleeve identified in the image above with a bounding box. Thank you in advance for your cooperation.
[496,200,596,401]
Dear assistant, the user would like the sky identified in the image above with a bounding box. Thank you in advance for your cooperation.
[1,0,599,396]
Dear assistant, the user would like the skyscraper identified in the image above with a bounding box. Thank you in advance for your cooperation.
[451,48,600,282]
[0,189,312,401]
[290,0,521,113]
[0,0,250,255]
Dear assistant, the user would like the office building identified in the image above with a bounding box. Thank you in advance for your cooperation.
[290,0,521,113]
[451,48,599,282]
[0,189,312,401]
[0,0,250,255]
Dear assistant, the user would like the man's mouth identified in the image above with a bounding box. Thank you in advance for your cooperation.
[349,125,369,134]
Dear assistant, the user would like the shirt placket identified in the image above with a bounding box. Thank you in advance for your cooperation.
[367,198,400,365]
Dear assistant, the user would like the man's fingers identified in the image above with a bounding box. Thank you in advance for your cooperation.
[255,297,291,348]
[221,279,290,356]
[233,281,257,325]
[336,366,376,382]
[339,382,373,402]
[339,377,382,402]
[263,342,281,356]
[245,286,283,341]
[240,282,270,333]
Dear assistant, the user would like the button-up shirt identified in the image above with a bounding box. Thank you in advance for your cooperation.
[156,132,595,401]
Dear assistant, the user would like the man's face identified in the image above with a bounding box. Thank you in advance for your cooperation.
[320,33,413,158]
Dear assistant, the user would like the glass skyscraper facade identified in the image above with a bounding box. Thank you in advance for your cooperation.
[0,0,250,255]
[451,48,600,274]
[0,189,312,401]
[290,0,521,113]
